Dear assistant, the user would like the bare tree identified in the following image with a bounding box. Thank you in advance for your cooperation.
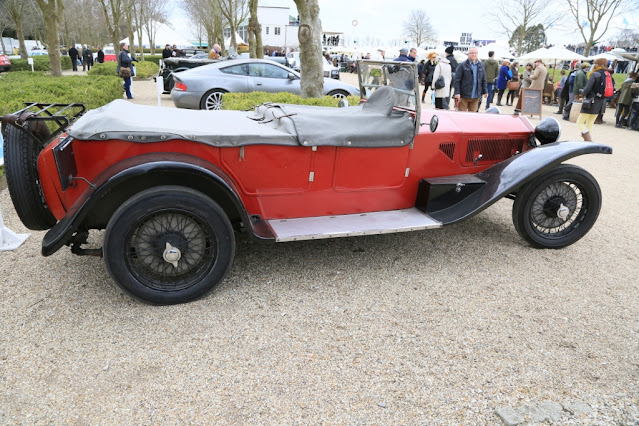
[181,0,225,54]
[294,0,323,98]
[0,2,14,54]
[219,0,248,50]
[34,0,64,77]
[247,0,263,58]
[489,0,562,55]
[613,28,639,48]
[97,0,125,54]
[142,0,167,54]
[566,0,629,56]
[5,0,36,59]
[402,9,436,48]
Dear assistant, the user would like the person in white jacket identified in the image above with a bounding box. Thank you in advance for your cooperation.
[431,56,452,109]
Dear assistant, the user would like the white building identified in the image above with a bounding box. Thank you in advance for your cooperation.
[223,5,300,51]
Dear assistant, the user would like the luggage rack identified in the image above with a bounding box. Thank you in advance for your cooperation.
[1,102,86,145]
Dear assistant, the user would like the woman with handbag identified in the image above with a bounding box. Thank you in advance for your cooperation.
[431,56,452,109]
[576,58,608,141]
[495,59,511,106]
[506,61,520,106]
[421,51,437,104]
[117,42,137,100]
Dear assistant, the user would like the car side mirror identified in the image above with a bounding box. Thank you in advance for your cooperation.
[288,72,296,80]
[429,115,439,133]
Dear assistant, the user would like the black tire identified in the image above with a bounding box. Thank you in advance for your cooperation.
[2,121,57,230]
[512,164,602,249]
[328,90,349,99]
[200,89,227,110]
[103,186,235,305]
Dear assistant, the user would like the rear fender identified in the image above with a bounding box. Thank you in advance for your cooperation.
[429,141,612,224]
[42,153,273,256]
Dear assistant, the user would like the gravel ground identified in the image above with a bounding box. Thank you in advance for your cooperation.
[1,72,638,424]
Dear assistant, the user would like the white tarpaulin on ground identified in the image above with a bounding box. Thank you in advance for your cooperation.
[0,209,30,251]
[120,22,194,48]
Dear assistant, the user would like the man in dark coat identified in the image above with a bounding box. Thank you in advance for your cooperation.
[394,48,410,62]
[96,48,105,63]
[445,45,458,75]
[453,47,488,112]
[82,45,93,71]
[162,44,172,59]
[68,46,79,71]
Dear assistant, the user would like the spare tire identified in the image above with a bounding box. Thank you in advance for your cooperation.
[2,120,57,230]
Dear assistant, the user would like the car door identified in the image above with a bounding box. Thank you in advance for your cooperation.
[217,63,250,92]
[248,63,300,94]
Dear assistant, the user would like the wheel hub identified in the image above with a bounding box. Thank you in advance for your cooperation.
[162,242,181,268]
[556,203,570,220]
[542,195,568,219]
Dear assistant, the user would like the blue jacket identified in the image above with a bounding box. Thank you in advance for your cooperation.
[394,54,410,62]
[496,64,512,90]
[453,59,488,99]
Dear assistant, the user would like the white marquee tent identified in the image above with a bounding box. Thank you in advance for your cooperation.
[477,42,513,60]
[120,23,194,48]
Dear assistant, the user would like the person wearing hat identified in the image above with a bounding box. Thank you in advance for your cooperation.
[394,48,410,62]
[573,62,590,100]
[576,57,609,141]
[443,46,458,109]
[516,59,547,110]
[495,59,512,106]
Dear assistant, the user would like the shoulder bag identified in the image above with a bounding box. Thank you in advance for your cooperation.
[434,64,446,89]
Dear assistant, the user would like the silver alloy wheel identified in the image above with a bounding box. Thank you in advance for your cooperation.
[204,91,224,110]
[330,91,348,99]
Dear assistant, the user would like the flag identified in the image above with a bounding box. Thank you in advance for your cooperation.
[582,20,590,28]
[622,17,629,26]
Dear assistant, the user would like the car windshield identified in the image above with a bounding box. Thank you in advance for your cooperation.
[357,60,419,110]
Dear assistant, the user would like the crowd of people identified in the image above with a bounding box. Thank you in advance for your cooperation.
[400,45,639,139]
[67,45,101,72]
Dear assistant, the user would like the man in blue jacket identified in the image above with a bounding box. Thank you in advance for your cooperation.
[453,47,488,112]
[394,48,411,62]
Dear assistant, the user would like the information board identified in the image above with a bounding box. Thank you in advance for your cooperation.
[521,88,542,118]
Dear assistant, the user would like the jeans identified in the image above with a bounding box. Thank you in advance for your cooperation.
[486,82,495,108]
[123,77,132,99]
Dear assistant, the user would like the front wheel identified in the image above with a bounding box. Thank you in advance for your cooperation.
[103,186,235,305]
[200,89,227,110]
[512,164,602,249]
[328,90,349,99]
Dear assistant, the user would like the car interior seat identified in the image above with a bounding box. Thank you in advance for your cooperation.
[361,85,395,116]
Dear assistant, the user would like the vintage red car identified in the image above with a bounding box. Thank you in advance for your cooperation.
[1,61,611,305]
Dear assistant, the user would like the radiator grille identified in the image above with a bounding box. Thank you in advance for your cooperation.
[439,142,455,161]
[464,138,525,165]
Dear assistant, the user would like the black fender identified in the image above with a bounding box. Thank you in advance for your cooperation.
[42,154,274,257]
[428,141,612,224]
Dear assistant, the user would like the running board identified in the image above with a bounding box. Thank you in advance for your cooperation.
[267,208,442,242]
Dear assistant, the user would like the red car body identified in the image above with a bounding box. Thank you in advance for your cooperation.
[1,61,611,305]
[0,54,12,72]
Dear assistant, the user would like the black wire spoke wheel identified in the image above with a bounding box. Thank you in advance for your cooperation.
[126,210,215,291]
[104,186,235,305]
[512,164,602,249]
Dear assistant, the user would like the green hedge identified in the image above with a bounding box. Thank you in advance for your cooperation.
[8,55,72,72]
[0,71,123,117]
[143,55,162,66]
[87,60,159,78]
[222,92,361,110]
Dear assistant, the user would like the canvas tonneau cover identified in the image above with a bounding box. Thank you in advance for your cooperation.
[68,88,415,148]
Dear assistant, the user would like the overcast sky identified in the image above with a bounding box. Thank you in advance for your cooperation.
[176,0,638,48]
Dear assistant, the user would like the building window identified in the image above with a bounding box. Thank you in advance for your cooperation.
[275,27,281,36]
[266,27,269,35]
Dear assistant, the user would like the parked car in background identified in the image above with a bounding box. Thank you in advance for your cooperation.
[287,51,339,79]
[102,47,116,62]
[160,56,221,93]
[0,54,11,72]
[171,58,360,110]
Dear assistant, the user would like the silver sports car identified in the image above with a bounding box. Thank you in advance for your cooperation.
[171,58,360,110]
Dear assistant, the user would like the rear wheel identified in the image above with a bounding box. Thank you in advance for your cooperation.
[512,165,601,249]
[2,121,56,230]
[103,186,235,305]
[200,89,227,110]
[328,90,349,99]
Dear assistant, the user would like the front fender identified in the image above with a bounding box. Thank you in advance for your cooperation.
[41,155,262,256]
[430,141,612,224]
